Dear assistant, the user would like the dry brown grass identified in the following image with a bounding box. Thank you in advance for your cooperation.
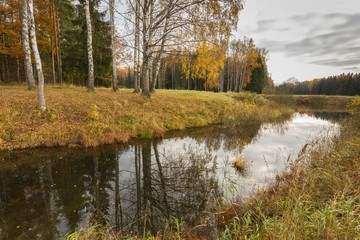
[266,94,353,111]
[233,156,249,174]
[0,85,266,150]
[220,97,360,239]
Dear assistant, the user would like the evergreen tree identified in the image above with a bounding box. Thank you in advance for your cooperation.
[62,0,112,87]
[246,54,267,94]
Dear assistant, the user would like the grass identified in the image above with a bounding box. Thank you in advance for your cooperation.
[61,96,358,239]
[220,97,360,239]
[0,85,292,151]
[4,85,357,239]
[233,156,249,175]
[266,94,353,111]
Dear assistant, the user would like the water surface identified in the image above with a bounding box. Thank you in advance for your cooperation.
[0,112,342,239]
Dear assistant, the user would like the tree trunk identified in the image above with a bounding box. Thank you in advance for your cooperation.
[134,145,142,231]
[141,0,152,97]
[54,8,63,84]
[137,41,141,90]
[133,0,140,93]
[151,12,170,93]
[28,0,46,110]
[239,59,247,91]
[148,56,153,91]
[21,0,36,89]
[50,4,56,84]
[114,153,122,230]
[219,68,224,92]
[84,0,94,91]
[16,58,20,83]
[110,0,117,91]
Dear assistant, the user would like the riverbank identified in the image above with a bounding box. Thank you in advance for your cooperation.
[50,92,357,239]
[266,94,352,111]
[0,86,289,151]
[220,97,360,239]
[61,98,359,239]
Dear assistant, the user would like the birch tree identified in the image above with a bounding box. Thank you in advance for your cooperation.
[133,0,140,93]
[150,7,170,93]
[126,0,243,96]
[28,0,46,110]
[110,0,117,91]
[21,0,36,90]
[140,0,152,97]
[84,0,95,91]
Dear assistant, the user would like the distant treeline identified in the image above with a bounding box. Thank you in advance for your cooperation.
[276,73,360,96]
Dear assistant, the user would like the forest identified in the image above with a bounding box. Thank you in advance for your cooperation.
[0,0,272,110]
[276,73,360,96]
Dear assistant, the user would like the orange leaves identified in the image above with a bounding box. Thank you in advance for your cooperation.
[0,0,52,59]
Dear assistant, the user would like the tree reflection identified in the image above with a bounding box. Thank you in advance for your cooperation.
[299,111,347,123]
[0,112,296,239]
[106,140,221,237]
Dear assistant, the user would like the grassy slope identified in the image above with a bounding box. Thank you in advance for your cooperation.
[0,85,269,151]
[221,97,360,239]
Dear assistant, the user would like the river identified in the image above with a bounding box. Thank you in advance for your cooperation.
[0,111,345,239]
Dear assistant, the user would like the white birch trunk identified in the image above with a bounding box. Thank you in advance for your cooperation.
[21,0,36,89]
[141,0,151,97]
[133,0,140,92]
[28,0,46,110]
[151,13,170,92]
[137,34,141,90]
[110,0,117,91]
[84,0,95,91]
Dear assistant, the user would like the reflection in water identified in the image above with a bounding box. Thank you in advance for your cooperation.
[0,113,340,239]
[299,111,348,123]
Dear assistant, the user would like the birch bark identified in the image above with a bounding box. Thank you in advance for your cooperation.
[110,0,117,91]
[28,0,46,110]
[84,0,95,91]
[133,0,140,92]
[21,0,36,89]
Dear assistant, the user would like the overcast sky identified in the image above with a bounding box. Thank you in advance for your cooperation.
[234,0,360,84]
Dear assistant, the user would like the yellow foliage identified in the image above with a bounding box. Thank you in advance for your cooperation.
[243,49,260,87]
[191,42,225,90]
[87,104,101,122]
[181,51,194,81]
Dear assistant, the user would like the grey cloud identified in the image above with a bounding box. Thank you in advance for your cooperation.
[256,19,278,32]
[310,59,360,67]
[343,67,360,71]
[254,13,317,34]
[277,27,291,32]
[257,13,360,68]
[290,13,317,22]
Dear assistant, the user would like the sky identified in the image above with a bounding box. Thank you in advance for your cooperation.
[234,0,360,84]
